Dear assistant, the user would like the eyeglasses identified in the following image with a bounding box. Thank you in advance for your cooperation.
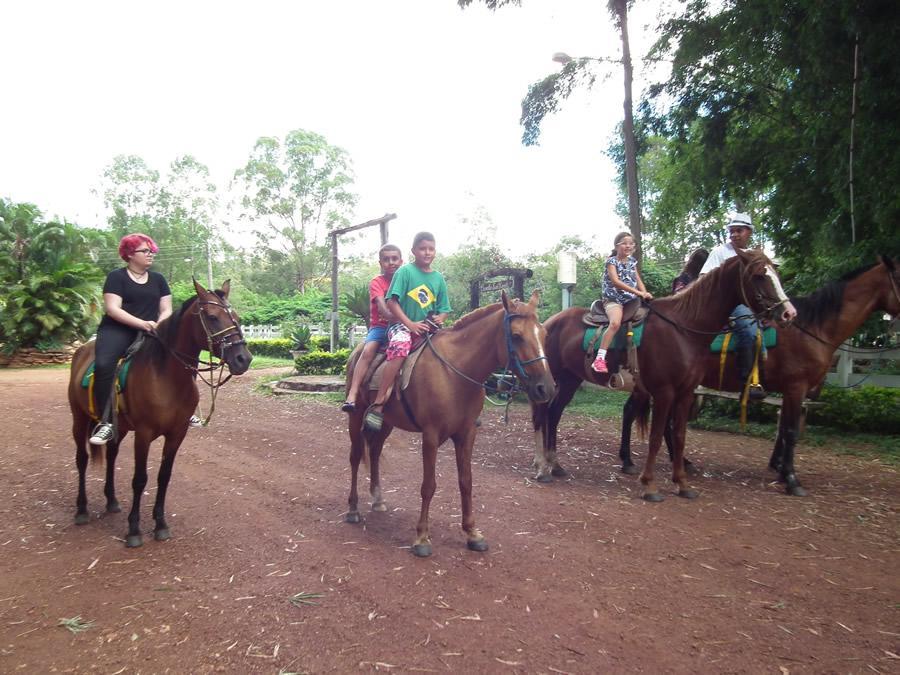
[134,248,156,255]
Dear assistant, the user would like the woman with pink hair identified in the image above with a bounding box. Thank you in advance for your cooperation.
[88,234,173,445]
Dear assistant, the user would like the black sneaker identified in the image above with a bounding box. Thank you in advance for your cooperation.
[89,423,113,445]
[748,385,767,401]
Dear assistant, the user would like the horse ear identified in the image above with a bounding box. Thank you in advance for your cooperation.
[220,279,231,299]
[192,277,209,296]
[501,289,511,311]
[878,255,895,272]
[528,289,540,307]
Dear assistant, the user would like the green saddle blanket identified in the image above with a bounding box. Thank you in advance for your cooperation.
[583,323,645,356]
[82,360,132,392]
[709,326,776,352]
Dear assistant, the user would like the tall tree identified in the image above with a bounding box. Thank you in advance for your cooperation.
[232,129,358,293]
[640,0,900,289]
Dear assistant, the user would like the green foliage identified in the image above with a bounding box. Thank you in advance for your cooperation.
[286,324,311,350]
[342,283,371,327]
[293,348,351,375]
[239,289,329,325]
[245,338,293,358]
[810,386,900,434]
[639,0,900,292]
[309,335,331,352]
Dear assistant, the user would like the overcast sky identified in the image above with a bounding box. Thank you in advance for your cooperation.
[1,0,672,259]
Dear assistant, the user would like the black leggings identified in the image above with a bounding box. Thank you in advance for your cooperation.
[93,323,139,423]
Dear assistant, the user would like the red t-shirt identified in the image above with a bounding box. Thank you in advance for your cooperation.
[369,274,392,328]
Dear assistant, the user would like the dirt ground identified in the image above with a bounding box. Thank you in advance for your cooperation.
[0,367,897,674]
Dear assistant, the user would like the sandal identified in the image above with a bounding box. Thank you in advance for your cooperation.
[341,400,356,413]
[364,409,383,432]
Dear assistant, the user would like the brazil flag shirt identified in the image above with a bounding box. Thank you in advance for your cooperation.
[386,263,451,323]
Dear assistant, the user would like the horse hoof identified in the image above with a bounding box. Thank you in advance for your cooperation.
[345,511,361,524]
[467,538,489,552]
[621,464,640,476]
[551,465,570,478]
[787,485,809,497]
[412,543,433,558]
[677,488,699,500]
[643,492,665,503]
[74,512,89,526]
[154,528,171,541]
[535,473,554,483]
[106,502,121,513]
[371,502,387,512]
[126,535,143,548]
[684,461,699,477]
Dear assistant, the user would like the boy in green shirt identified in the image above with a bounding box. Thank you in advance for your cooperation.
[364,231,451,431]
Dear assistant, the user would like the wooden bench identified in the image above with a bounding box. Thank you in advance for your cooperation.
[693,386,826,436]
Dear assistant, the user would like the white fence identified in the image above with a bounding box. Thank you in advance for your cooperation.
[826,342,900,388]
[243,323,368,347]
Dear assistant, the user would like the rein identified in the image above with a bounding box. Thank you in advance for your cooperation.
[151,297,247,426]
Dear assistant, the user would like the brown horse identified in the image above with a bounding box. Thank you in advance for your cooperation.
[67,280,252,547]
[344,290,555,557]
[532,249,795,501]
[618,255,900,496]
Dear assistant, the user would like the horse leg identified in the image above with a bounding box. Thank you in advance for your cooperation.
[73,411,90,525]
[369,424,393,512]
[151,431,186,541]
[640,392,672,502]
[346,410,366,524]
[104,432,124,513]
[453,425,488,553]
[620,393,639,475]
[669,397,698,499]
[126,432,153,548]
[533,372,578,482]
[775,399,808,497]
[769,420,785,474]
[413,432,440,558]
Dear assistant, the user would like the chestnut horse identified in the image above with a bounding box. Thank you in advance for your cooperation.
[618,255,900,495]
[67,280,252,547]
[532,249,795,501]
[344,290,555,557]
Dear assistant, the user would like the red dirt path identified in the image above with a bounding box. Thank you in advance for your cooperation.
[0,367,897,674]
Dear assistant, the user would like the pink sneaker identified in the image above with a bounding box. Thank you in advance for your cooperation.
[591,356,608,373]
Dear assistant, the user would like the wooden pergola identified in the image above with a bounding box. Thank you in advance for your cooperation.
[328,213,397,350]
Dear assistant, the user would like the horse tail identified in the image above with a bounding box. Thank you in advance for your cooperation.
[634,391,651,440]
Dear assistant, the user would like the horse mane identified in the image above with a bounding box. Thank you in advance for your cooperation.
[133,296,199,368]
[790,262,877,328]
[447,302,503,332]
[657,255,743,322]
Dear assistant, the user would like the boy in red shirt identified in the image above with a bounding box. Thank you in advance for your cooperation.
[342,244,403,412]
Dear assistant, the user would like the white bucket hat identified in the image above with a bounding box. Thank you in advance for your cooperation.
[727,212,753,231]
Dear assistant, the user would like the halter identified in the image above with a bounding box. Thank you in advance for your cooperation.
[425,307,548,395]
[739,261,790,320]
[155,296,247,426]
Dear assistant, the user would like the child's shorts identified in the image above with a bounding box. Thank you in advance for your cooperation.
[386,323,412,361]
[364,324,388,345]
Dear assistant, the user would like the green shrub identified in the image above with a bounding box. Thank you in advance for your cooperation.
[809,385,900,433]
[246,337,293,358]
[293,348,351,375]
[309,335,331,352]
[287,324,312,351]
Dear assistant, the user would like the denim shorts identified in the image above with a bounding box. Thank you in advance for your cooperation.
[365,324,388,345]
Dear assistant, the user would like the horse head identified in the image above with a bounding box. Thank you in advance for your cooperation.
[191,278,253,375]
[735,248,797,325]
[499,289,556,404]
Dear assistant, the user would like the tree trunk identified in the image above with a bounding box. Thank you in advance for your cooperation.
[613,0,642,260]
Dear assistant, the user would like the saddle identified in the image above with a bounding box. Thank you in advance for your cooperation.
[582,298,648,327]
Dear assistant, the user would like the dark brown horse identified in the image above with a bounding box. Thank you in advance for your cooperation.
[618,255,900,495]
[344,290,555,557]
[532,249,795,501]
[67,280,252,547]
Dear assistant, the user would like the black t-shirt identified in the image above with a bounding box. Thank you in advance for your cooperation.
[99,267,172,328]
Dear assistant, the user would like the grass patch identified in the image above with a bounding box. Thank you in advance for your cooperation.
[560,384,632,419]
[199,350,293,370]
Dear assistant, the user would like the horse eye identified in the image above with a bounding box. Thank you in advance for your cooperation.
[512,333,524,344]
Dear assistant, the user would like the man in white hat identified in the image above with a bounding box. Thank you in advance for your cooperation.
[699,212,767,398]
